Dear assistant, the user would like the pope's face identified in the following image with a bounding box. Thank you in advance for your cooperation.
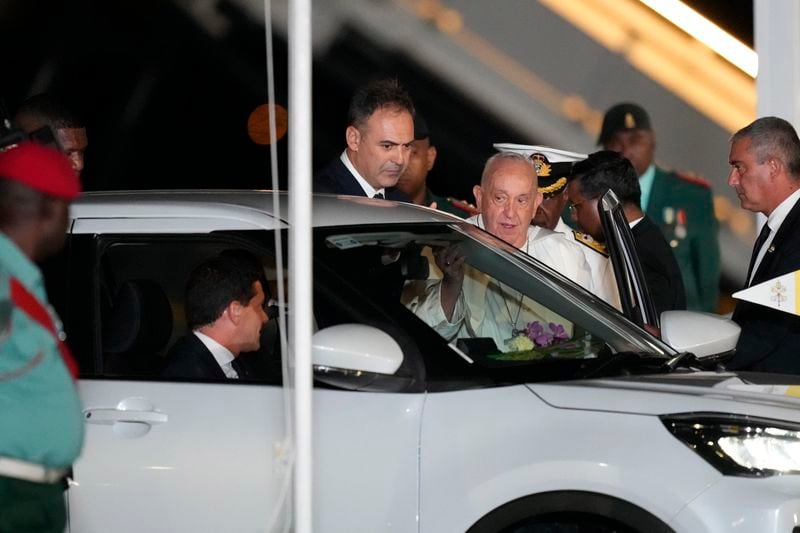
[347,108,414,190]
[474,158,542,248]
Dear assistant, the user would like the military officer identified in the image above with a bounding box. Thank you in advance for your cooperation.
[599,103,720,312]
[396,114,478,218]
[493,143,620,309]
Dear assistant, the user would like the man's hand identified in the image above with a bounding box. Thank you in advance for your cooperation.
[434,244,465,320]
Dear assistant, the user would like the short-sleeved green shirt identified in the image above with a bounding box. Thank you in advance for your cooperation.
[0,233,83,468]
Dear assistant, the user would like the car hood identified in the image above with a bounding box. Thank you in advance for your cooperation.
[527,371,800,421]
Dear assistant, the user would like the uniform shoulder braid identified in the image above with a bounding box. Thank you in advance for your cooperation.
[447,197,480,216]
[673,169,711,189]
[572,230,609,257]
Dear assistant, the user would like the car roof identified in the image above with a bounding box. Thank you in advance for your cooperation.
[72,190,464,229]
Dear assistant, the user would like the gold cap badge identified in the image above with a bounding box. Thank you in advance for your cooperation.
[530,153,551,177]
[624,112,636,129]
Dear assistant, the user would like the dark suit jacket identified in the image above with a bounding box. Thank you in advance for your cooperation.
[161,333,229,380]
[631,215,687,316]
[313,156,409,201]
[730,198,800,374]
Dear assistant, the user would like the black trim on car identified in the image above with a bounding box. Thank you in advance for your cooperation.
[467,490,673,533]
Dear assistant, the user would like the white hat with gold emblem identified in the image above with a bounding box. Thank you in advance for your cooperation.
[493,143,586,198]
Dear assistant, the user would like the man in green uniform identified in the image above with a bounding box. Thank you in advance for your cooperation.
[599,102,721,312]
[0,141,84,532]
[396,114,478,218]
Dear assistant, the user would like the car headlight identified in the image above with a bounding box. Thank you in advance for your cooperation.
[661,413,800,477]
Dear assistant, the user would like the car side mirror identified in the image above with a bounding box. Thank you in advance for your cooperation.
[660,310,741,360]
[311,323,412,391]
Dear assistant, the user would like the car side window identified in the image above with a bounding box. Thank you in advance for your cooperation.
[405,242,609,365]
[42,235,98,374]
[64,234,283,383]
[315,226,621,385]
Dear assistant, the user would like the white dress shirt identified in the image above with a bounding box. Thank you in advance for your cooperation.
[193,331,239,379]
[340,151,386,198]
[749,188,800,285]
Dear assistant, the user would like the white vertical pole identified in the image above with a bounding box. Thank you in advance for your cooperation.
[754,0,800,231]
[288,0,313,531]
[755,0,800,125]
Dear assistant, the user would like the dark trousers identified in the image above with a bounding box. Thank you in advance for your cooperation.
[0,475,66,533]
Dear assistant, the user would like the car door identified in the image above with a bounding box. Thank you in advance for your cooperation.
[72,380,286,532]
[599,189,660,328]
[55,213,425,532]
[53,228,291,533]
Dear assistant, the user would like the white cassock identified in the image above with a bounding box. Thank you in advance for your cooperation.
[554,219,621,310]
[406,215,593,352]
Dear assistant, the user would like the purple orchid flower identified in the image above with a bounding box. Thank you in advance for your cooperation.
[549,322,569,342]
[525,321,553,347]
[521,321,569,347]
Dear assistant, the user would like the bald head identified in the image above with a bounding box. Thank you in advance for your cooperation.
[480,152,537,188]
[473,152,542,248]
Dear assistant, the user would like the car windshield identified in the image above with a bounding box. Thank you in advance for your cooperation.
[314,221,673,380]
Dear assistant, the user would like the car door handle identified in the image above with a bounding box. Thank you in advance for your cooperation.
[84,408,167,426]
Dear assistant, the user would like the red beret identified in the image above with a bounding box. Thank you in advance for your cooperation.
[0,141,81,199]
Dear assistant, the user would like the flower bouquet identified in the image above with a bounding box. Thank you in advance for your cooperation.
[490,321,596,362]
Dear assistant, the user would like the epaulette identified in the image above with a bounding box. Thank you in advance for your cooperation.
[572,230,609,257]
[675,170,711,189]
[448,197,480,216]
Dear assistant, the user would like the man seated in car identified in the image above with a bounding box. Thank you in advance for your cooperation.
[161,254,269,380]
[406,152,591,352]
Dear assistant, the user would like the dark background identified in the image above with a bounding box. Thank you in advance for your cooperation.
[684,0,753,46]
[1,0,752,202]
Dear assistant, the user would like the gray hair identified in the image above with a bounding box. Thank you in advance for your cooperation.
[481,151,536,187]
[732,116,800,179]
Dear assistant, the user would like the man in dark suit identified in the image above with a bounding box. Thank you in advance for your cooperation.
[314,78,414,200]
[728,117,800,374]
[568,151,686,317]
[599,103,720,313]
[162,254,269,380]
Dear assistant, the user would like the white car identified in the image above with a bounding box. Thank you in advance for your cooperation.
[52,191,800,533]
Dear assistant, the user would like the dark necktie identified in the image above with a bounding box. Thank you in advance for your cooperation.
[373,192,385,199]
[745,223,771,286]
[231,357,249,379]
